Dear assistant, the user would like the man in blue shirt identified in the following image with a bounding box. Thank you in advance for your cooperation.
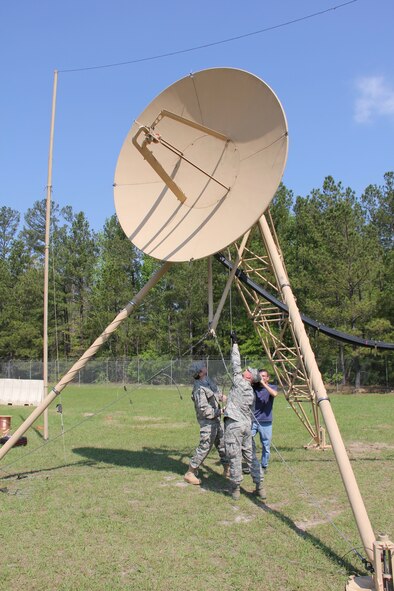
[251,369,278,498]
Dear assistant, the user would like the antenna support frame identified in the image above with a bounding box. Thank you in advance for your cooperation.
[152,109,229,142]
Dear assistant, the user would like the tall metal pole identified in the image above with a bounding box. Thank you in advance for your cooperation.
[258,215,376,564]
[207,256,213,326]
[43,70,58,440]
[0,262,172,461]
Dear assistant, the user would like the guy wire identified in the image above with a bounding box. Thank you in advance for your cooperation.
[228,264,233,334]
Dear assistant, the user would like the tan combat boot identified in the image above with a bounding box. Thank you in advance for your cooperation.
[184,465,201,485]
[223,464,231,479]
[255,481,267,500]
[230,484,240,500]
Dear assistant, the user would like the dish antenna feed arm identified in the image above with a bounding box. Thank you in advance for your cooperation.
[132,110,231,206]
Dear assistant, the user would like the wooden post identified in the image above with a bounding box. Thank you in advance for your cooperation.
[43,69,58,440]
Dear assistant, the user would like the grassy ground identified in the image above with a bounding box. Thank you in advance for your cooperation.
[1,385,393,591]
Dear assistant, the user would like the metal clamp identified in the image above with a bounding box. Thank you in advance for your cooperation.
[317,396,330,406]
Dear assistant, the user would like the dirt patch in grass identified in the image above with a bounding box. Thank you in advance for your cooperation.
[266,500,291,511]
[101,411,127,425]
[132,421,189,429]
[133,415,166,422]
[294,508,344,531]
[126,499,142,507]
[104,415,117,423]
[220,505,256,526]
[346,441,394,455]
[220,513,255,525]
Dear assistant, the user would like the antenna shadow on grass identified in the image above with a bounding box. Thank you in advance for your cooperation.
[73,446,192,475]
[246,491,367,577]
[17,413,45,440]
[2,459,96,480]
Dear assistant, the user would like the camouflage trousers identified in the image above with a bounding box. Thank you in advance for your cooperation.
[190,418,228,469]
[224,418,261,486]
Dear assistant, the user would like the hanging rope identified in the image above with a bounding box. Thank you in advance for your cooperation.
[157,373,183,400]
[51,240,66,458]
[228,264,233,334]
[51,242,60,380]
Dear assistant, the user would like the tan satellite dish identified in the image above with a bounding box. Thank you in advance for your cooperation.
[114,67,288,262]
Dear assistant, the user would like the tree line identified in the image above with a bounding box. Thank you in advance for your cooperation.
[0,173,393,386]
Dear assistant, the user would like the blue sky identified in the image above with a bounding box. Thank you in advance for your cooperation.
[1,0,393,232]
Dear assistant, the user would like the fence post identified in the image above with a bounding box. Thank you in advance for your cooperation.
[385,358,389,391]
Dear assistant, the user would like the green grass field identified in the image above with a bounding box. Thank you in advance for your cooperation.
[1,385,393,591]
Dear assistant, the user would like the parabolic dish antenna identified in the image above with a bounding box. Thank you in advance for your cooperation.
[114,67,288,262]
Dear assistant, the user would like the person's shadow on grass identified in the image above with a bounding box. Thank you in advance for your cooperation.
[73,445,231,491]
[73,445,192,474]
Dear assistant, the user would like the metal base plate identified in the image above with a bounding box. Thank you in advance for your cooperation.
[346,575,374,590]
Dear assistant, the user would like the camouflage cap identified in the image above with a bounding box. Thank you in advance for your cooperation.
[189,360,207,379]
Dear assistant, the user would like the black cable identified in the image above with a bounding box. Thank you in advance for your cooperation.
[214,252,394,351]
[59,1,358,73]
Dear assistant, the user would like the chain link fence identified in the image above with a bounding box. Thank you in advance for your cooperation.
[0,358,245,388]
[0,356,392,390]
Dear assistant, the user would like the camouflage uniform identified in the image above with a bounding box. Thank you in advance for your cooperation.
[189,376,228,470]
[224,343,261,487]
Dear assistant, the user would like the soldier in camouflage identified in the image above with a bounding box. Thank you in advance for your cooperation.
[184,361,230,485]
[224,332,264,500]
